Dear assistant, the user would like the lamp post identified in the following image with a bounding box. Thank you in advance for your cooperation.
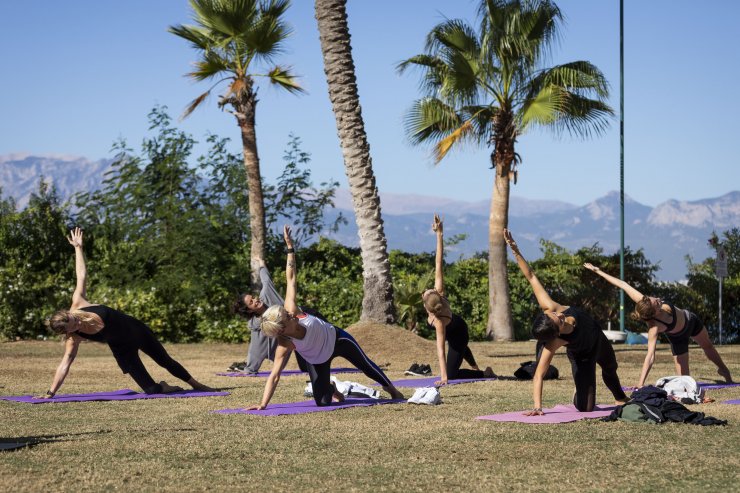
[619,0,626,332]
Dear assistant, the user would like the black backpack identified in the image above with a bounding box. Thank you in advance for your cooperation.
[514,361,559,380]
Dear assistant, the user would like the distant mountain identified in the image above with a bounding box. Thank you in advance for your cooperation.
[0,154,112,208]
[1,154,737,281]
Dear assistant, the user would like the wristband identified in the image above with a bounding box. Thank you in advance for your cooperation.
[286,247,295,254]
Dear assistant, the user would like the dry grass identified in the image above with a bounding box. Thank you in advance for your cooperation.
[1,324,739,493]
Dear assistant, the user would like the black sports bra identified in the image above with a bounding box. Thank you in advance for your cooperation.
[648,302,677,331]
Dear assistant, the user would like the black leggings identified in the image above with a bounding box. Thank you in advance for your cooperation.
[111,329,192,394]
[447,344,483,380]
[567,332,627,411]
[304,328,393,406]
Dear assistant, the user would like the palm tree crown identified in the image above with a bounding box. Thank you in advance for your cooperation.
[169,0,303,118]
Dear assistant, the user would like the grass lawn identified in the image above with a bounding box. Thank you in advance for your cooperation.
[1,323,738,492]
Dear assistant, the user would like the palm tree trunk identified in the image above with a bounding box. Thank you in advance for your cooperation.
[315,0,395,323]
[488,157,514,341]
[232,93,266,288]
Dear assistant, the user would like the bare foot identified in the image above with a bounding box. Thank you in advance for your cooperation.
[483,367,496,378]
[615,397,630,405]
[191,383,216,392]
[718,367,733,383]
[384,386,405,400]
[159,381,183,393]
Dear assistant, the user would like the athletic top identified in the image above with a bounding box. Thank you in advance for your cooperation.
[558,306,602,357]
[289,313,337,364]
[428,313,470,350]
[647,302,678,332]
[77,304,148,348]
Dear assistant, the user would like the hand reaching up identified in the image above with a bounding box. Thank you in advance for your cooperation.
[67,227,83,249]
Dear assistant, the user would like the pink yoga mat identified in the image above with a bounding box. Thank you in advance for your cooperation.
[216,367,361,377]
[477,404,616,424]
[0,388,229,404]
[376,377,496,388]
[213,397,405,416]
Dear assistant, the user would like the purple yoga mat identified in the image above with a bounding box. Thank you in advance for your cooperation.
[0,388,229,404]
[477,404,616,424]
[213,397,405,416]
[724,399,740,405]
[376,376,496,388]
[216,367,361,377]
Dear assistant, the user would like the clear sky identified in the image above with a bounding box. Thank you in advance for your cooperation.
[1,1,737,207]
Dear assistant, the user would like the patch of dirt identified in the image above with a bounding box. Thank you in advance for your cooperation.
[346,322,435,372]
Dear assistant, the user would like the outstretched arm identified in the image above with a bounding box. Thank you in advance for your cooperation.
[524,339,565,415]
[68,228,89,308]
[583,263,645,303]
[282,226,298,314]
[432,214,445,296]
[503,229,563,313]
[432,318,448,385]
[246,344,292,410]
[636,326,659,388]
[40,335,81,398]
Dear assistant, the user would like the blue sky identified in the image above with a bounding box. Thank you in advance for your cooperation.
[1,1,737,207]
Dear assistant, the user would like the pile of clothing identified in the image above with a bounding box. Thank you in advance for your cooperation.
[603,386,726,426]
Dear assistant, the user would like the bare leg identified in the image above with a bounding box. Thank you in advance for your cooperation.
[187,378,215,392]
[674,353,690,376]
[692,328,733,382]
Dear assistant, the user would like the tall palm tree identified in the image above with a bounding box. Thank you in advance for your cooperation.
[169,0,303,286]
[314,0,395,323]
[399,0,613,340]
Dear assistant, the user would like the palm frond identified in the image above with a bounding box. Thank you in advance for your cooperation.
[188,51,232,81]
[529,61,610,99]
[241,12,291,62]
[403,97,463,146]
[545,93,614,138]
[181,90,212,120]
[168,24,214,51]
[263,66,305,94]
[519,84,568,128]
[434,119,475,162]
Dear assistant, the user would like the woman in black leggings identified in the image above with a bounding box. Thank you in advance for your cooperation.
[422,214,495,386]
[246,226,404,409]
[42,228,213,397]
[504,229,629,414]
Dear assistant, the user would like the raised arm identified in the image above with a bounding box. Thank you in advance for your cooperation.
[583,263,645,303]
[282,226,298,314]
[432,214,445,296]
[68,228,89,308]
[40,335,81,398]
[503,229,563,313]
[431,317,448,386]
[524,338,565,415]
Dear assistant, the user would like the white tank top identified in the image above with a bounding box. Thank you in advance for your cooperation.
[290,313,336,364]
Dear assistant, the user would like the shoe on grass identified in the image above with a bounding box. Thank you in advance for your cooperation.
[404,363,422,376]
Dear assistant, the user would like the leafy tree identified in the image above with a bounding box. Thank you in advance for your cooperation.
[315,0,396,323]
[0,181,73,339]
[399,0,613,340]
[170,0,304,287]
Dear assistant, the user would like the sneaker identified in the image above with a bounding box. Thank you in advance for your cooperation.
[304,381,313,397]
[407,387,427,404]
[404,363,425,377]
[228,361,246,372]
[419,386,441,405]
[418,364,432,376]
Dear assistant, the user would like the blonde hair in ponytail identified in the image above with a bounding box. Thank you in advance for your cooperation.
[260,305,288,338]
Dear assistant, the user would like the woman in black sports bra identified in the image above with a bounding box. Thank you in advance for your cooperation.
[505,230,629,414]
[41,228,214,398]
[584,263,733,386]
[422,214,495,386]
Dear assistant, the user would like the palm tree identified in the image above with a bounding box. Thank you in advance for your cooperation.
[398,0,613,340]
[314,0,396,323]
[169,0,303,286]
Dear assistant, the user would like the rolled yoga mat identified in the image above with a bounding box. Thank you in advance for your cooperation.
[0,388,229,404]
[476,404,616,424]
[217,367,361,377]
[213,397,405,416]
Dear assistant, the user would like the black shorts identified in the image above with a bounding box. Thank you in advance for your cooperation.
[665,311,704,356]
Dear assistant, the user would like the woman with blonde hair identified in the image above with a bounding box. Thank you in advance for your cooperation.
[584,262,732,387]
[42,228,213,397]
[422,214,495,386]
[247,226,404,409]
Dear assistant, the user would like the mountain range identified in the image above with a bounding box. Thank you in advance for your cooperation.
[2,155,737,281]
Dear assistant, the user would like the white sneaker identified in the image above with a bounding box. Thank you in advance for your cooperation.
[418,386,441,405]
[407,387,427,404]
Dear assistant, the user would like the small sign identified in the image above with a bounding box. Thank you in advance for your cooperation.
[716,246,728,277]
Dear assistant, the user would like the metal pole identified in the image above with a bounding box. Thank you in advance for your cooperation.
[619,0,626,332]
[719,276,723,345]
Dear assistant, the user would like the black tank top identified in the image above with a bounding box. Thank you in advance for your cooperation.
[557,306,601,357]
[648,302,678,331]
[428,313,470,349]
[77,305,147,346]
